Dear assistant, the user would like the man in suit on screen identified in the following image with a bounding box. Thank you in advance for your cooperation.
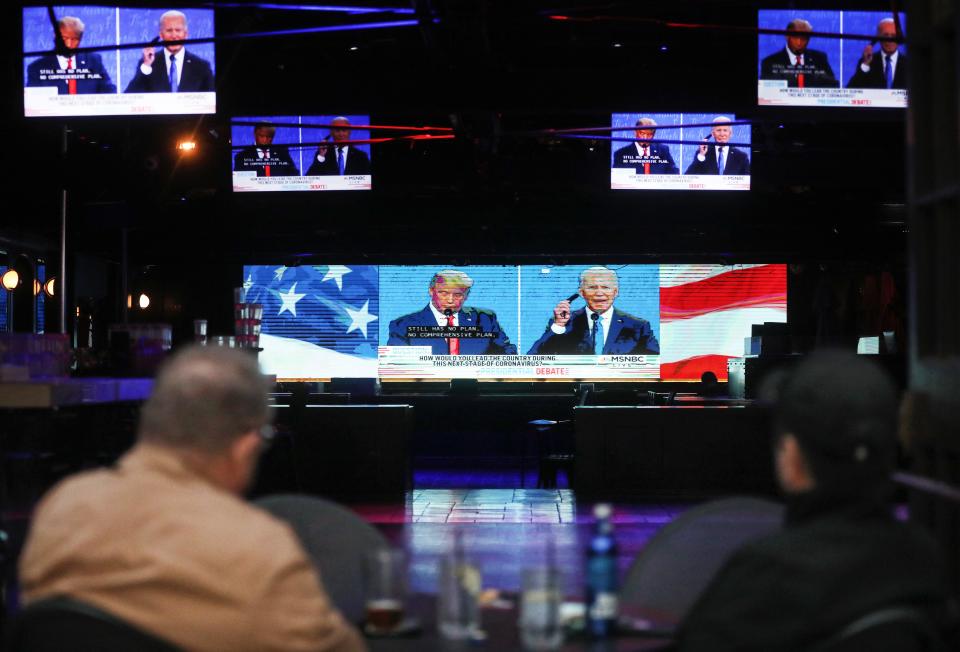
[684,116,751,176]
[26,16,116,94]
[760,18,839,89]
[306,117,372,176]
[847,18,907,90]
[612,117,679,175]
[233,122,300,177]
[387,269,517,355]
[527,267,659,355]
[124,10,214,93]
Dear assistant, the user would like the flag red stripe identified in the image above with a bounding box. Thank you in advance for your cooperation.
[661,264,786,322]
[659,354,734,381]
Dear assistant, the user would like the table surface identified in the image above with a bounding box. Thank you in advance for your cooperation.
[365,594,676,651]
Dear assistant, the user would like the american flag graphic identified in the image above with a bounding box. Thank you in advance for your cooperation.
[243,263,786,381]
[658,264,788,380]
[242,265,380,379]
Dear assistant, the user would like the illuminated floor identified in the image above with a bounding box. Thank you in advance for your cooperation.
[355,489,689,594]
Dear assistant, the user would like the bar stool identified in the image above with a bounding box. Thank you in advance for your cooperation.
[523,419,574,488]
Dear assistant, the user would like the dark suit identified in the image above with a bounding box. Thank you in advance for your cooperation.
[306,145,371,176]
[26,53,116,94]
[387,305,517,355]
[847,51,907,89]
[684,146,750,176]
[233,146,300,177]
[613,142,679,174]
[760,47,839,88]
[124,49,214,93]
[526,307,659,355]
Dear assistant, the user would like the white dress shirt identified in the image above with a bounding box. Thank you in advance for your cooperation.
[56,54,76,71]
[550,305,613,345]
[697,144,727,164]
[316,144,349,165]
[429,302,458,326]
[140,48,183,87]
[786,46,804,66]
[861,49,898,78]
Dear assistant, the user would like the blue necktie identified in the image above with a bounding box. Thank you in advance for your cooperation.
[337,147,345,175]
[592,314,604,355]
[169,54,178,93]
[717,147,726,175]
[884,54,893,89]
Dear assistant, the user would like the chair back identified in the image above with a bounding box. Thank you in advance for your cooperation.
[255,493,389,623]
[620,496,784,621]
[811,605,949,652]
[8,596,180,651]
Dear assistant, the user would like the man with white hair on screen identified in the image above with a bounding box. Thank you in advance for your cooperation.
[125,9,214,93]
[847,17,907,89]
[684,116,751,176]
[307,117,372,176]
[527,266,659,355]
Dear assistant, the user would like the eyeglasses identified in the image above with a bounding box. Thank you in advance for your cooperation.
[259,424,276,449]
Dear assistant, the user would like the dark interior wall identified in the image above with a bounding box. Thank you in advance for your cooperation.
[1,0,911,345]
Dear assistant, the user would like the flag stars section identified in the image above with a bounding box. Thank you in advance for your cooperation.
[321,265,352,291]
[275,282,306,317]
[344,300,378,338]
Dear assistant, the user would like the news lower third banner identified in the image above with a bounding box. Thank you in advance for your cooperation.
[610,169,750,191]
[233,172,372,192]
[378,347,660,379]
[758,82,908,108]
[24,87,216,117]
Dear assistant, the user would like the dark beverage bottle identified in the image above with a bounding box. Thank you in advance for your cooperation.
[586,503,618,638]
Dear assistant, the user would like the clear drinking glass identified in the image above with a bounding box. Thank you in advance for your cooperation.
[363,549,407,632]
[437,553,481,639]
[519,567,564,650]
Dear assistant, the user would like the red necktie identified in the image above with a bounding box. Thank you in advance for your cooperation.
[263,150,271,177]
[642,145,650,175]
[67,57,77,95]
[446,314,459,355]
[796,53,805,88]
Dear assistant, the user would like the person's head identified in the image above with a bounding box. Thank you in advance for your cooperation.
[57,16,84,53]
[137,346,273,495]
[579,267,619,314]
[877,18,899,55]
[429,269,473,313]
[766,350,898,501]
[700,371,720,396]
[158,10,188,54]
[330,116,352,143]
[253,122,276,147]
[711,116,732,144]
[785,18,812,55]
[634,117,657,143]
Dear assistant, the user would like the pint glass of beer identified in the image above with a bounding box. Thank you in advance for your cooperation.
[363,548,407,631]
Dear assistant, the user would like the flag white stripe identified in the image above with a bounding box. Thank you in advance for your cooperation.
[659,306,787,364]
[659,263,769,288]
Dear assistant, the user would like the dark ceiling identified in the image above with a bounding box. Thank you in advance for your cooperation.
[3,0,908,267]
